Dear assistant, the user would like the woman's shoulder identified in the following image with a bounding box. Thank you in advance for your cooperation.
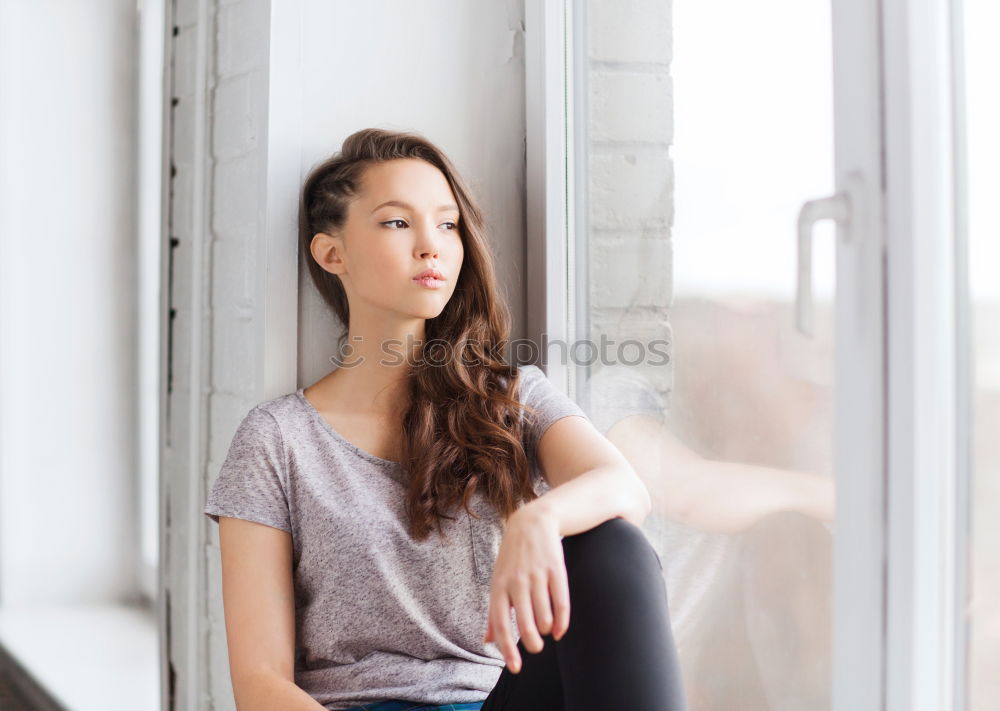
[497,363,555,414]
[254,388,305,420]
[227,388,309,444]
[505,362,545,391]
[515,363,544,378]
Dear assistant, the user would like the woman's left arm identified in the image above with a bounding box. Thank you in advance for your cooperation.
[521,413,653,536]
[484,414,653,673]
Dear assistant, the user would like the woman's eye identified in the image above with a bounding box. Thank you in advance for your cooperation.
[381,219,459,230]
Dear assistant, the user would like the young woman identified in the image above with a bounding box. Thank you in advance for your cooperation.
[204,128,687,711]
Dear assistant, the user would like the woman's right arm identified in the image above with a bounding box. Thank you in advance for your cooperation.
[218,516,327,711]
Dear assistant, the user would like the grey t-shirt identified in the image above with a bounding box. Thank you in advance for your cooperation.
[204,364,587,710]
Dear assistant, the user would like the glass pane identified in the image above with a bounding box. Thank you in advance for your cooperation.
[962,2,1000,708]
[571,2,836,708]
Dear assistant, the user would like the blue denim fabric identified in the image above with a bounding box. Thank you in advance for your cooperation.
[340,701,484,711]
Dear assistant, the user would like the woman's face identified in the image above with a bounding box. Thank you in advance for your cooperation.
[319,158,465,325]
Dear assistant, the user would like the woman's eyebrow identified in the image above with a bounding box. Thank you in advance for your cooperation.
[369,200,459,215]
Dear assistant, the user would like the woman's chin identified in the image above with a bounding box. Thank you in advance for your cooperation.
[406,295,451,319]
[404,304,447,321]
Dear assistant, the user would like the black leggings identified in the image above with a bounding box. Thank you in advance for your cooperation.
[480,517,687,711]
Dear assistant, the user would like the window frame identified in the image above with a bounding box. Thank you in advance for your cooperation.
[882,0,969,708]
[524,0,574,391]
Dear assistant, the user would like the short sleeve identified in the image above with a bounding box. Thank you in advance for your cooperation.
[516,365,589,489]
[577,364,667,436]
[204,406,292,533]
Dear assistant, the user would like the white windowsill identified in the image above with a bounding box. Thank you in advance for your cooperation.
[0,603,159,711]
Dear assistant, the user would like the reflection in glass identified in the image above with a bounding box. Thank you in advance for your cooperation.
[963,2,1000,709]
[572,1,836,708]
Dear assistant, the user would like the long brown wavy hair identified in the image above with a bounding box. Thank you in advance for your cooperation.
[299,127,542,541]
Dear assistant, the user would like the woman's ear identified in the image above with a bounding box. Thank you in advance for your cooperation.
[311,231,347,276]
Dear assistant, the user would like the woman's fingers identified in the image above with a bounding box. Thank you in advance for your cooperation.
[530,569,555,638]
[511,578,544,655]
[485,510,574,672]
[548,562,571,641]
[489,590,521,673]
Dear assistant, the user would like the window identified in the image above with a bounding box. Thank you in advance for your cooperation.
[529,0,977,707]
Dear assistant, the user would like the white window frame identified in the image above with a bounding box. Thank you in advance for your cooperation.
[524,0,574,390]
[882,0,968,708]
[138,0,167,610]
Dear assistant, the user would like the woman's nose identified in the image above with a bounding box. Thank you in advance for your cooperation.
[414,224,443,258]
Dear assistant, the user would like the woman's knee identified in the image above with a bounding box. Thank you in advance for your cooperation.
[564,515,645,546]
[560,517,676,632]
[561,517,663,579]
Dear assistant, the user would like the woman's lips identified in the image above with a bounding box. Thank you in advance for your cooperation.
[413,276,446,289]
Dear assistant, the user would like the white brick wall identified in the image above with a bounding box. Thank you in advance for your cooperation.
[164,0,273,708]
[585,0,674,398]
[587,0,672,64]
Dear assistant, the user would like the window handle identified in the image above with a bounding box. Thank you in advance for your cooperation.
[796,172,859,337]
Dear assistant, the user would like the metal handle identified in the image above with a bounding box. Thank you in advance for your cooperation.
[796,182,853,338]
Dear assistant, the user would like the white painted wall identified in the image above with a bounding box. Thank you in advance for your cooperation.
[295,0,529,386]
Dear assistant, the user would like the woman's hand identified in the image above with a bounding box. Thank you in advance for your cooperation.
[482,503,570,674]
